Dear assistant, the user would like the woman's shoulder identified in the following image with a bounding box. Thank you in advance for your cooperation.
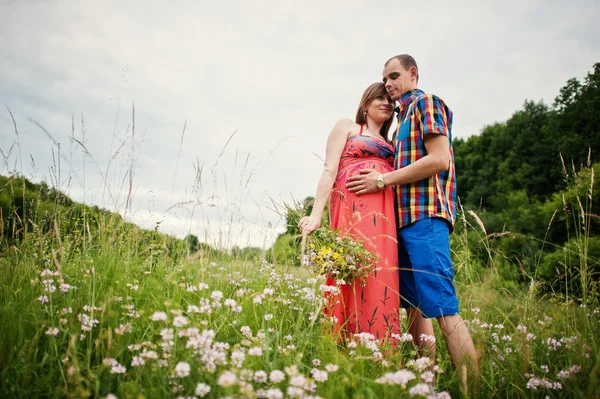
[332,118,360,136]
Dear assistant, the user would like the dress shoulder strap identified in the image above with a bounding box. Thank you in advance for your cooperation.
[359,124,364,135]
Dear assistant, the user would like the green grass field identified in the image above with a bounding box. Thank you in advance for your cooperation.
[0,208,598,398]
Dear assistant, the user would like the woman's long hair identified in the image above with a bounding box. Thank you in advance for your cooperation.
[354,82,395,143]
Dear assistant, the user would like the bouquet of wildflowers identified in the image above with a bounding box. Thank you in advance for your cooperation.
[302,227,378,286]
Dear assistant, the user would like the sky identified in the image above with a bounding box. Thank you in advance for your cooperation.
[1,0,599,249]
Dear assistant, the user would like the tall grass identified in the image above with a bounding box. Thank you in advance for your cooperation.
[1,106,599,398]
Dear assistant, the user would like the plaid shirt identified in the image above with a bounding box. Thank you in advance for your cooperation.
[393,89,456,229]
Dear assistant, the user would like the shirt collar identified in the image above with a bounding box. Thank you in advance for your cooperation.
[396,88,424,115]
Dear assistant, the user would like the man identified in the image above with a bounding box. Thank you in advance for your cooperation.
[346,54,478,380]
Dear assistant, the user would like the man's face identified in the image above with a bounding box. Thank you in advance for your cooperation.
[382,58,417,101]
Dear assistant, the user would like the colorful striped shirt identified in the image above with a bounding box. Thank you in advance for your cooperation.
[393,89,456,229]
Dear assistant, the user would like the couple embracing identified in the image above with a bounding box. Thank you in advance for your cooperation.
[298,54,478,379]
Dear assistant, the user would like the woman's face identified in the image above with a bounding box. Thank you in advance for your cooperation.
[366,95,393,123]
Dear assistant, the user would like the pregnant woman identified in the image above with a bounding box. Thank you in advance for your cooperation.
[298,82,400,341]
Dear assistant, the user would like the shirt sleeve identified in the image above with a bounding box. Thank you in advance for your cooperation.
[414,94,450,138]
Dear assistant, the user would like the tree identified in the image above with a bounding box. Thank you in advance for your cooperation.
[185,234,199,254]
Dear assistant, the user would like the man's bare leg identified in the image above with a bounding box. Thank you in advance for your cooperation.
[437,314,479,395]
[407,308,436,361]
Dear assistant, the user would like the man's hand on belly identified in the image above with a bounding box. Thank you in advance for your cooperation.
[346,169,381,195]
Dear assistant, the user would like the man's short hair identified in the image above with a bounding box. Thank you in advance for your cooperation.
[385,54,419,82]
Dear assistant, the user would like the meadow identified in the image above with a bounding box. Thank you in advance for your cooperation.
[0,172,598,398]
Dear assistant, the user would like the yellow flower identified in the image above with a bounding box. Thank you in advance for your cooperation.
[319,246,332,256]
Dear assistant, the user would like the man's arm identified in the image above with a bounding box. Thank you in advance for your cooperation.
[346,134,449,194]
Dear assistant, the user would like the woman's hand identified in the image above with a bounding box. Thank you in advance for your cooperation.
[298,216,320,235]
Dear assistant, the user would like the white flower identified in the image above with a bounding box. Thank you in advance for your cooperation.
[115,323,132,335]
[45,327,59,336]
[254,370,268,383]
[407,357,433,372]
[111,363,127,374]
[557,370,570,380]
[195,382,211,397]
[60,283,73,293]
[375,369,416,386]
[105,394,118,399]
[392,333,413,342]
[419,334,436,343]
[211,290,224,301]
[325,364,339,372]
[248,346,263,356]
[287,387,305,398]
[131,356,145,367]
[160,328,175,341]
[218,371,238,387]
[224,298,237,308]
[241,326,253,339]
[174,361,190,378]
[187,305,201,313]
[126,283,139,291]
[103,358,118,367]
[311,368,328,382]
[140,349,159,359]
[408,383,430,397]
[269,370,285,383]
[173,316,188,328]
[42,279,56,293]
[231,349,246,368]
[289,374,307,387]
[264,314,273,321]
[150,311,168,321]
[264,388,283,399]
[38,295,49,304]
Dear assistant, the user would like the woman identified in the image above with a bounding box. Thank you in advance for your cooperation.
[298,82,400,341]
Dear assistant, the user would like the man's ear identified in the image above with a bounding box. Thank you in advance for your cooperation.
[410,66,418,81]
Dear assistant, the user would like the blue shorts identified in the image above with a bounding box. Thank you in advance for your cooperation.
[398,217,459,319]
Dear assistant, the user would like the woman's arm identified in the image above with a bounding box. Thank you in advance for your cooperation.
[298,119,352,235]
